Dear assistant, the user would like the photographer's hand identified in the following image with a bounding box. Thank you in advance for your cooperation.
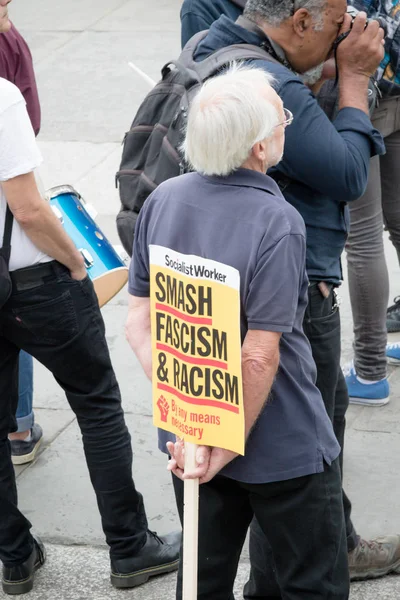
[336,11,385,114]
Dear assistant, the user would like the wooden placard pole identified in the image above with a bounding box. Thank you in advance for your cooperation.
[183,442,199,600]
[150,248,244,597]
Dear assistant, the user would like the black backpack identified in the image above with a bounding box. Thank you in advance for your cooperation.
[115,32,279,256]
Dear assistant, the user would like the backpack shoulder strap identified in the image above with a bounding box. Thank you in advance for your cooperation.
[194,43,280,81]
[179,32,280,83]
[160,59,200,89]
[179,31,209,62]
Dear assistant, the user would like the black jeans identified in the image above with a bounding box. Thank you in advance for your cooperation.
[0,262,147,567]
[244,283,358,599]
[173,459,349,600]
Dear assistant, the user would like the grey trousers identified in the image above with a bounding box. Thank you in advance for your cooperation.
[346,95,400,381]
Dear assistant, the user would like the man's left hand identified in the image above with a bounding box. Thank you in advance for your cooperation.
[167,439,238,484]
[196,447,238,484]
[167,439,211,480]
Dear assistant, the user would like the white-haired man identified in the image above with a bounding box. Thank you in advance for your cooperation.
[126,64,349,600]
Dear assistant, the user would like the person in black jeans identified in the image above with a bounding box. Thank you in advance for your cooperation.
[0,265,180,595]
[0,18,44,465]
[244,283,357,598]
[0,12,180,593]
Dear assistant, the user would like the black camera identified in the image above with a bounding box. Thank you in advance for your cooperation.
[333,7,388,56]
[326,6,387,117]
[346,6,387,36]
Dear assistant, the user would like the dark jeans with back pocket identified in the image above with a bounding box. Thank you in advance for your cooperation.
[244,282,357,599]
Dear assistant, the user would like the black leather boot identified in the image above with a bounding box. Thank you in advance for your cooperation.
[2,535,46,595]
[111,530,181,589]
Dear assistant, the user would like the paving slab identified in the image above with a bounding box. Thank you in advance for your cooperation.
[37,141,117,190]
[92,0,182,32]
[0,543,398,600]
[346,388,400,434]
[74,145,122,216]
[29,30,180,143]
[16,413,179,546]
[343,428,400,539]
[0,544,250,600]
[9,0,130,31]
[18,31,79,64]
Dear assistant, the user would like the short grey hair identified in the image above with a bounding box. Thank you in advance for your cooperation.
[244,0,326,28]
[182,64,279,177]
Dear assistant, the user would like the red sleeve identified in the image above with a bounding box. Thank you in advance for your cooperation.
[12,28,41,136]
[0,47,14,82]
[0,24,41,135]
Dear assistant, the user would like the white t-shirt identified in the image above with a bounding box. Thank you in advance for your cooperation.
[0,77,51,271]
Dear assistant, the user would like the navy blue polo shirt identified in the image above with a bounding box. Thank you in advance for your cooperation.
[193,16,385,283]
[129,169,340,484]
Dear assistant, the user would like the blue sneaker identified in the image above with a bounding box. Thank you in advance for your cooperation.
[343,364,390,406]
[387,342,400,365]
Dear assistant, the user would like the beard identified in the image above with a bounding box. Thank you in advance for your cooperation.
[266,143,284,170]
[300,63,325,86]
[271,148,284,167]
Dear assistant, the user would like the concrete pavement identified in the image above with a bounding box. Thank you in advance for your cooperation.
[2,0,400,598]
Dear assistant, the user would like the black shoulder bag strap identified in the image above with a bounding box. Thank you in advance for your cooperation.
[1,206,13,263]
[0,206,14,309]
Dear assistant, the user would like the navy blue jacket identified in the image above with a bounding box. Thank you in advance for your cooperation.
[194,16,385,282]
[180,0,244,48]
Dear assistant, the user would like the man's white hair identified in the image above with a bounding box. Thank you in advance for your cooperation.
[182,63,279,177]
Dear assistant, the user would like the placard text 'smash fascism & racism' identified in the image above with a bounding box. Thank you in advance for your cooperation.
[150,245,244,455]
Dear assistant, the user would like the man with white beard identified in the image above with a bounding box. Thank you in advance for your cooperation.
[179,0,400,594]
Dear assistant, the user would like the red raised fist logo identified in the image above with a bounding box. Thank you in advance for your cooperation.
[157,395,169,423]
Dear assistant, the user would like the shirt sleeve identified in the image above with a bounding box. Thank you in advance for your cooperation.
[0,48,13,82]
[245,233,307,333]
[128,207,151,297]
[0,97,42,181]
[13,35,41,136]
[271,77,385,203]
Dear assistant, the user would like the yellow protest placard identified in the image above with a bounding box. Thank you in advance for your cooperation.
[150,245,244,455]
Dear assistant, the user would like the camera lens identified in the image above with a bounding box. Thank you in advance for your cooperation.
[346,6,388,36]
